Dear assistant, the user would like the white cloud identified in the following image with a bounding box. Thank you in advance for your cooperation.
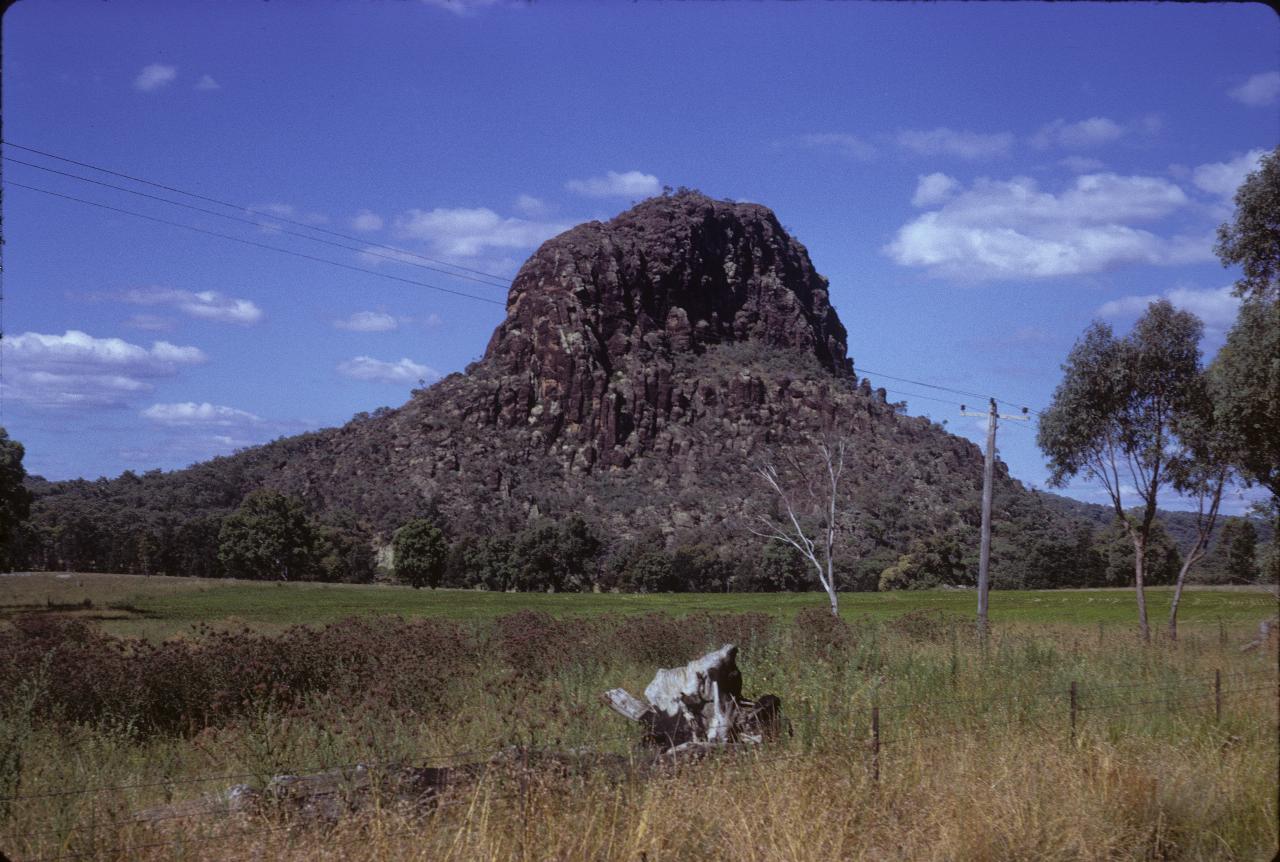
[336,356,440,385]
[3,330,207,409]
[885,172,1206,280]
[334,311,399,332]
[1031,117,1125,150]
[1191,149,1267,199]
[896,128,1013,160]
[1228,71,1280,107]
[911,173,959,207]
[513,194,549,217]
[194,74,220,91]
[1059,156,1106,174]
[142,402,262,427]
[783,133,877,161]
[351,210,384,232]
[134,64,177,92]
[392,207,568,257]
[122,287,263,325]
[565,170,662,198]
[1097,285,1241,332]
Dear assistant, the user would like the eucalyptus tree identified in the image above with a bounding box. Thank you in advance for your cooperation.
[1164,375,1234,641]
[1209,145,1279,573]
[1215,145,1279,304]
[0,428,32,570]
[1038,300,1205,642]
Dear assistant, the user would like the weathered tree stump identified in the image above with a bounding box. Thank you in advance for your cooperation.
[603,643,784,751]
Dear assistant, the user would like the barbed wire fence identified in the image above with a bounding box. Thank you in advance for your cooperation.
[1,668,1274,861]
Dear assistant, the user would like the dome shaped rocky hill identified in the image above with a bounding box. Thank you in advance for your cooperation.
[24,191,1060,588]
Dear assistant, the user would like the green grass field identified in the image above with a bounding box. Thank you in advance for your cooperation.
[2,571,1274,639]
[2,572,1276,860]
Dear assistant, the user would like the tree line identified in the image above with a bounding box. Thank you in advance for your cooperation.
[3,468,1267,592]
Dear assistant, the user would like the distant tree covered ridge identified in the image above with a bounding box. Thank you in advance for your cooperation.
[13,191,1277,588]
[14,468,1270,590]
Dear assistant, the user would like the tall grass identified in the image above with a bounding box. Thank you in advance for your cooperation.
[1,608,1275,860]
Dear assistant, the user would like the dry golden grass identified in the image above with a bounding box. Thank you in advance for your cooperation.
[89,708,1274,862]
[3,609,1275,861]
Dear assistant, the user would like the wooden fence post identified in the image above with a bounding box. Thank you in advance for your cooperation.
[871,705,880,785]
[1069,681,1078,742]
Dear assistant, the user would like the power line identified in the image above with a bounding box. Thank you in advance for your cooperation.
[2,141,1054,420]
[856,365,1041,415]
[1,139,514,288]
[880,388,964,408]
[4,181,506,307]
[3,156,514,290]
[855,366,989,400]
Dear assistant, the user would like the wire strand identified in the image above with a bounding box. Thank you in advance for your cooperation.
[4,181,505,307]
[1,140,514,287]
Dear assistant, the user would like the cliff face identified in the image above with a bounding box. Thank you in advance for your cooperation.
[33,192,1021,565]
[477,193,852,470]
[242,192,1003,547]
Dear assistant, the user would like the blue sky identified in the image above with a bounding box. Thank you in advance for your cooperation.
[2,0,1277,515]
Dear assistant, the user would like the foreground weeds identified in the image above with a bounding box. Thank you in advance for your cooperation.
[0,609,1275,861]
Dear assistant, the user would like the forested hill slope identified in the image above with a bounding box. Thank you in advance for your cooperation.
[24,191,1249,590]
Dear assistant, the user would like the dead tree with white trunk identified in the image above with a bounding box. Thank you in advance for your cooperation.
[748,437,847,617]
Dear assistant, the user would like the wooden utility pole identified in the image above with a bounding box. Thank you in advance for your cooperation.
[961,398,1029,639]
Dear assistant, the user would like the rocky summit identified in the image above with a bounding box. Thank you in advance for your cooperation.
[27,191,1051,584]
[225,193,1005,541]
[479,191,854,470]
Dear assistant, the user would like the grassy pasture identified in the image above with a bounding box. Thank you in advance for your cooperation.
[2,572,1275,639]
[1,573,1276,860]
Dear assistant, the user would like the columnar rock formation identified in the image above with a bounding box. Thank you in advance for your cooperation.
[30,191,1030,576]
[246,191,1001,547]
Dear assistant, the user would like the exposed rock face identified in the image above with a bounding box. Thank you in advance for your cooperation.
[475,194,852,469]
[250,192,999,549]
[34,191,1020,570]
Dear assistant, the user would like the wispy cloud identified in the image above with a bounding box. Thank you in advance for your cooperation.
[141,402,263,427]
[896,127,1014,160]
[1097,285,1241,333]
[1191,148,1267,199]
[885,172,1208,280]
[134,64,177,92]
[251,202,328,226]
[1228,71,1280,107]
[565,170,662,198]
[513,194,550,218]
[123,314,174,332]
[121,287,263,325]
[337,356,440,385]
[3,330,206,409]
[1059,156,1107,174]
[911,173,960,207]
[194,74,220,91]
[1030,117,1126,150]
[391,207,568,257]
[419,0,507,16]
[351,210,384,232]
[779,133,877,161]
[333,311,400,332]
